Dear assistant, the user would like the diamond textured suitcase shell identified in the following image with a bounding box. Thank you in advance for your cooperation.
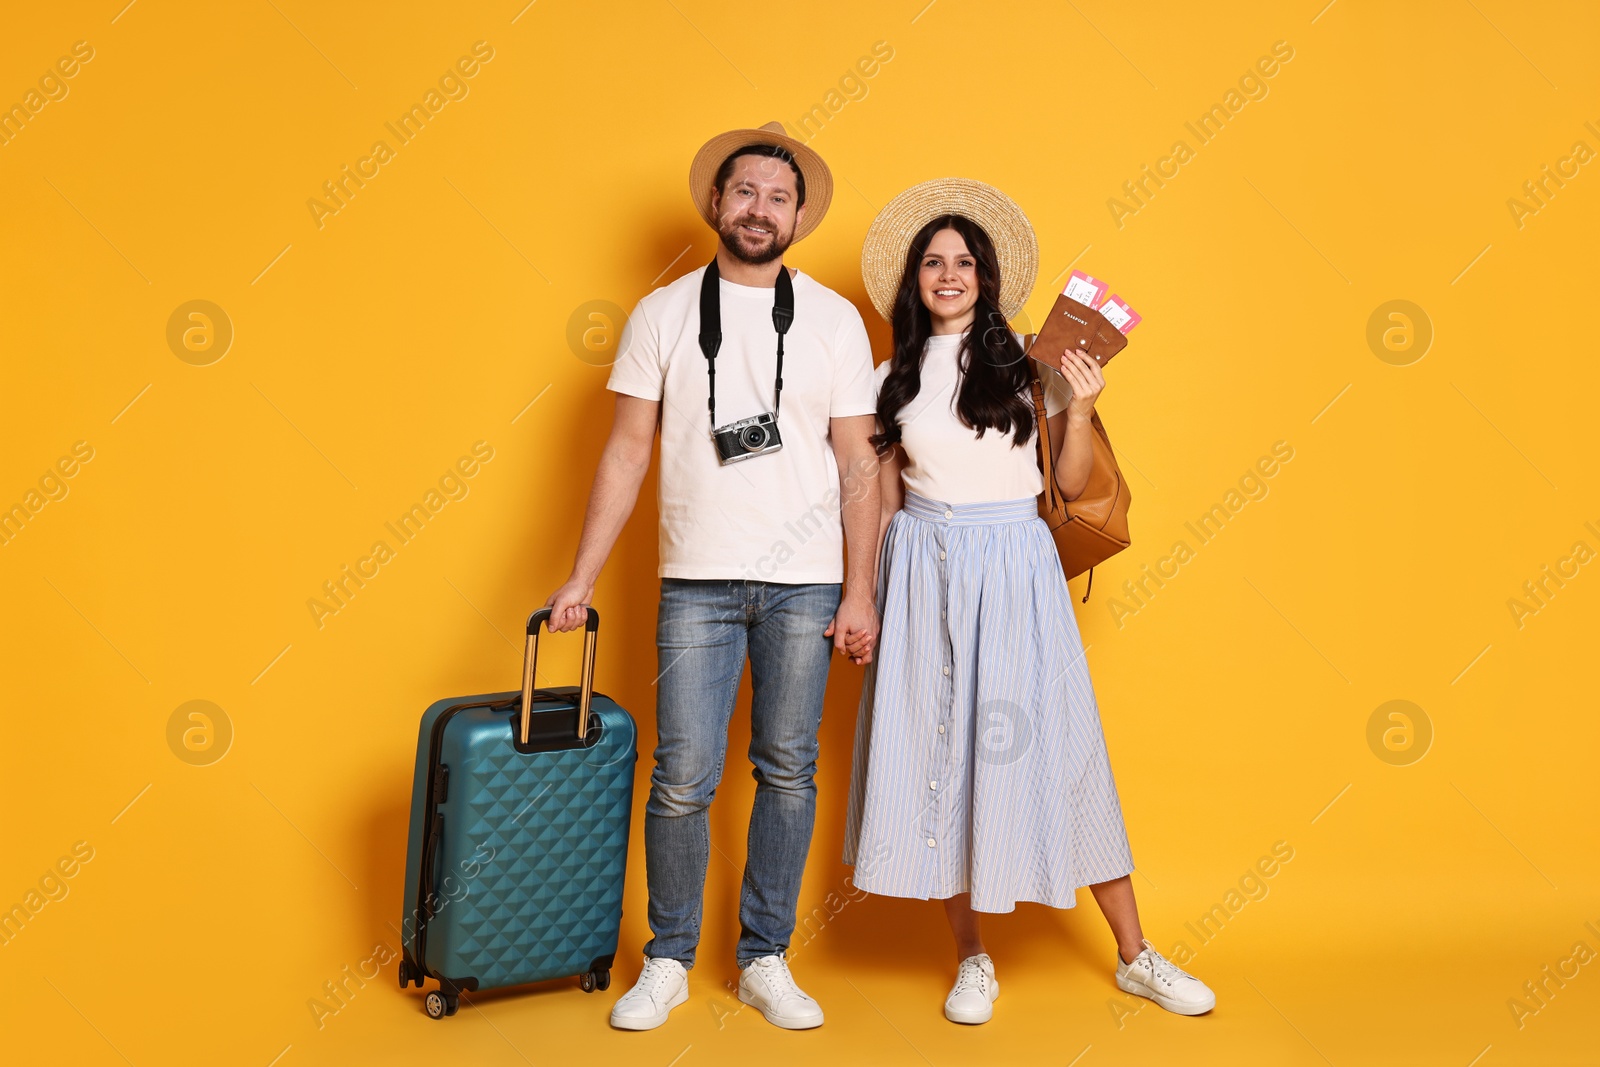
[400,685,637,997]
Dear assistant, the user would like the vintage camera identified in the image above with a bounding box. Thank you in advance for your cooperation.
[712,411,783,464]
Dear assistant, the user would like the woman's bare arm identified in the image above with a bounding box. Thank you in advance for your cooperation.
[1047,347,1105,501]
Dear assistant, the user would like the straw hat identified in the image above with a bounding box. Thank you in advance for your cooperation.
[688,121,834,243]
[860,177,1038,321]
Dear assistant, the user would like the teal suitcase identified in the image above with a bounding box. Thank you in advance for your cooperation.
[399,607,636,1018]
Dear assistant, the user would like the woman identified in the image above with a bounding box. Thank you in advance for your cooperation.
[840,178,1214,1024]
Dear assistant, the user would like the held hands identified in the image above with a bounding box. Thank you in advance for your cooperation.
[544,577,595,632]
[824,591,879,665]
[1056,347,1106,421]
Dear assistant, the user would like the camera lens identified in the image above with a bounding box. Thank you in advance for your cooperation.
[739,424,768,451]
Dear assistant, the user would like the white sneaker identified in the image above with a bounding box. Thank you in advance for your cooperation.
[1116,939,1215,1015]
[738,954,824,1029]
[944,953,1000,1024]
[609,957,689,1030]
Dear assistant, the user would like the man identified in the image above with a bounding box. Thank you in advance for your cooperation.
[545,121,880,1031]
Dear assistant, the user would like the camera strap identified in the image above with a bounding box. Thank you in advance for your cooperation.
[697,258,794,430]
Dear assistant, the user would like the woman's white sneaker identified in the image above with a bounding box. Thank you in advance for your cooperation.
[944,953,1000,1024]
[610,957,689,1030]
[738,955,824,1029]
[1115,939,1215,1015]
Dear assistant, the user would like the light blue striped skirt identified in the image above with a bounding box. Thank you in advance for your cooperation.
[842,491,1134,912]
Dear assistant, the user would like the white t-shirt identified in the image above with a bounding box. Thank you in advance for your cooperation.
[607,265,877,582]
[877,331,1072,505]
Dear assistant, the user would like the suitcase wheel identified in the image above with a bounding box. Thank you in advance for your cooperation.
[580,969,610,993]
[424,990,459,1019]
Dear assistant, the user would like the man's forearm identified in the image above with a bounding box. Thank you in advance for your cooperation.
[842,499,878,600]
[839,455,881,602]
[569,448,650,585]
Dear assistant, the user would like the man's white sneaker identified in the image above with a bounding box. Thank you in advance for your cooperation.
[1115,939,1215,1015]
[944,953,1000,1024]
[738,954,824,1029]
[609,957,689,1030]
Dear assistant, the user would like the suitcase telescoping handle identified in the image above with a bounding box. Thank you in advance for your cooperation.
[520,606,600,744]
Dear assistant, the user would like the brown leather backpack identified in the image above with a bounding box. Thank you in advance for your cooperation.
[1027,360,1132,600]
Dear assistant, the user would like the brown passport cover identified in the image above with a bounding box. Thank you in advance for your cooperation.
[1026,292,1129,369]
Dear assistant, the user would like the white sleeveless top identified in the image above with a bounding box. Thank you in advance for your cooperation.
[876,331,1071,505]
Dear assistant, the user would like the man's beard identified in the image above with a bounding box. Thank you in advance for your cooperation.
[718,213,793,265]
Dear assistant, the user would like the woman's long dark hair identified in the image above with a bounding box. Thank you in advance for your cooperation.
[870,215,1034,455]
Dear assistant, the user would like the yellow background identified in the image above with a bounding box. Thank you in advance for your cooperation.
[2,1,1597,1064]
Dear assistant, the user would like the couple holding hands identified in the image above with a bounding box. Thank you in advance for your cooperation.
[545,121,1213,1031]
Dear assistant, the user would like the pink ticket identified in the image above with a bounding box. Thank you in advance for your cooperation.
[1063,269,1109,310]
[1099,294,1142,334]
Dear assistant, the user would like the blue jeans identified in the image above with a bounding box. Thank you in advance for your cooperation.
[643,578,840,968]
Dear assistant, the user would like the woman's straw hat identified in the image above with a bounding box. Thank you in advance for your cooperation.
[688,121,834,243]
[860,177,1038,321]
